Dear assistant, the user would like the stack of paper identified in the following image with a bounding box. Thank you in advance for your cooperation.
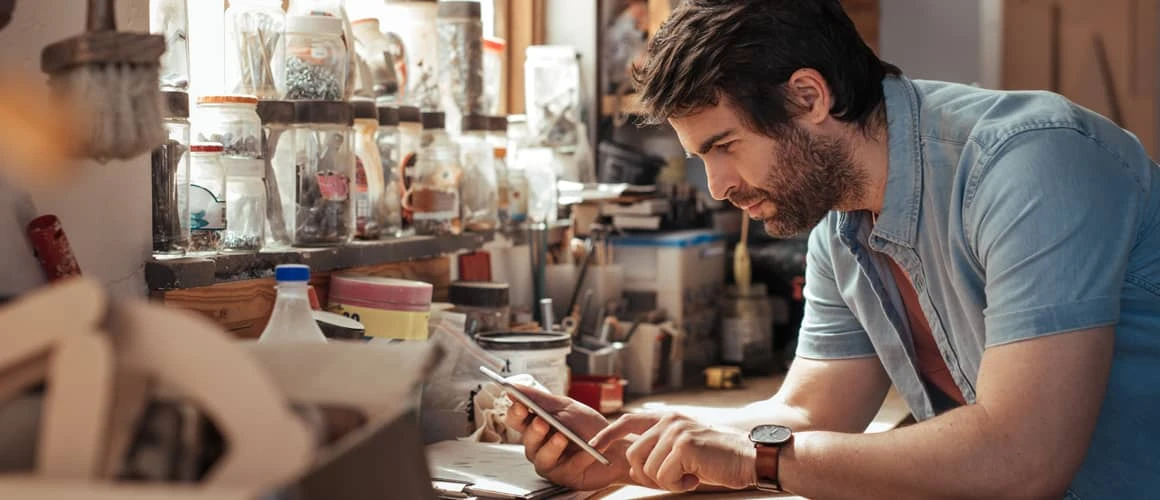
[426,441,570,500]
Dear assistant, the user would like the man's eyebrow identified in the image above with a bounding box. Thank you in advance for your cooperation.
[697,129,735,155]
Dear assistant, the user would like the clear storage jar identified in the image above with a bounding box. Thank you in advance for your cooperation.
[458,114,498,232]
[188,143,227,254]
[223,158,266,251]
[150,0,189,92]
[397,105,422,233]
[351,99,385,240]
[376,105,404,236]
[382,0,438,109]
[291,101,355,246]
[436,1,484,117]
[151,91,191,256]
[224,0,284,99]
[482,38,505,116]
[257,100,297,249]
[409,111,462,235]
[284,15,348,101]
[524,45,581,148]
[195,95,263,159]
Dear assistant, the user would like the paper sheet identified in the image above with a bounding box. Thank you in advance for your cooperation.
[426,441,565,499]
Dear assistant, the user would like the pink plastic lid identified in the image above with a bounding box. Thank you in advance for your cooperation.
[328,275,433,311]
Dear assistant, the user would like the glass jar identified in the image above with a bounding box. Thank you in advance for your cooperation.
[436,1,484,118]
[458,114,498,232]
[352,18,403,104]
[376,105,404,236]
[409,111,462,235]
[493,145,512,229]
[195,95,263,159]
[382,0,438,109]
[151,91,191,256]
[519,147,559,225]
[223,157,266,251]
[257,100,297,249]
[506,164,529,226]
[284,15,348,101]
[482,38,505,116]
[351,99,385,240]
[397,105,422,233]
[224,0,284,99]
[524,45,581,148]
[150,0,189,92]
[292,101,356,246]
[188,143,227,254]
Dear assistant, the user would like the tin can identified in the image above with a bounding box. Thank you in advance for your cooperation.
[27,215,82,281]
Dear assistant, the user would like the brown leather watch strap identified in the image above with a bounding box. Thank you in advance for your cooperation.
[755,444,781,491]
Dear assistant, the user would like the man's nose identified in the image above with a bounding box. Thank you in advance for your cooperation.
[705,160,740,201]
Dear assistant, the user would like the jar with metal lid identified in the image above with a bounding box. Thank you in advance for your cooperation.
[397,106,422,235]
[292,101,355,246]
[195,95,263,159]
[458,114,498,232]
[151,91,191,256]
[257,100,297,249]
[449,281,511,334]
[224,0,285,99]
[351,99,385,240]
[223,157,266,251]
[376,105,404,236]
[188,143,227,254]
[284,15,348,101]
[436,1,484,118]
[409,111,462,235]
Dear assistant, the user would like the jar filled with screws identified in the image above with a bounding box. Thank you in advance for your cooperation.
[151,91,191,256]
[224,0,284,99]
[291,101,355,246]
[457,114,498,232]
[436,1,484,119]
[195,95,263,158]
[284,15,348,101]
[397,105,422,233]
[376,105,403,237]
[409,111,462,235]
[188,143,228,254]
[351,99,385,240]
[257,100,297,249]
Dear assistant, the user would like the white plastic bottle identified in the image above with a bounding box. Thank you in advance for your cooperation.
[258,264,328,343]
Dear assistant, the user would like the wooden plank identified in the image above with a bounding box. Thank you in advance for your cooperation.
[156,257,451,339]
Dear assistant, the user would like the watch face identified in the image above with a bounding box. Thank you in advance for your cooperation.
[750,424,792,445]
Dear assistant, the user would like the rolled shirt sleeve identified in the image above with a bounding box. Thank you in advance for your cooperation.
[796,221,879,359]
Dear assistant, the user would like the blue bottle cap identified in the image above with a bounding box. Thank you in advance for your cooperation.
[275,264,311,282]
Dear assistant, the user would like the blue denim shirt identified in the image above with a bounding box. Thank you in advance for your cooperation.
[798,76,1160,498]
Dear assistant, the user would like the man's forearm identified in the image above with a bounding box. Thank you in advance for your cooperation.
[713,398,815,433]
[779,405,1065,499]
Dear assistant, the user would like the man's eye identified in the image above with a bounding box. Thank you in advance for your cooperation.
[714,141,735,153]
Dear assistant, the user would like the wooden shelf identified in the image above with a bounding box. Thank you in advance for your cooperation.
[146,232,494,291]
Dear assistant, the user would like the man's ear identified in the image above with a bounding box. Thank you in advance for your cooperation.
[785,68,832,126]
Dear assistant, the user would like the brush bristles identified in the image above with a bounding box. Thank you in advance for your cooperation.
[48,64,166,162]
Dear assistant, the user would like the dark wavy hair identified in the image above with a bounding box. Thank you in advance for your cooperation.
[633,0,901,134]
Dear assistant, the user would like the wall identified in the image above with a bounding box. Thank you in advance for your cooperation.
[880,0,984,84]
[0,0,152,297]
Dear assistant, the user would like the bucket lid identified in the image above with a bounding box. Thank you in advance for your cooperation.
[475,331,571,350]
[329,275,433,306]
[449,281,510,308]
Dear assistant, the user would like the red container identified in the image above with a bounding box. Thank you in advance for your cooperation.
[26,215,82,281]
[568,375,626,415]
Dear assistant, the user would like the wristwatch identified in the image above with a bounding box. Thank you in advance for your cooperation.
[749,424,793,492]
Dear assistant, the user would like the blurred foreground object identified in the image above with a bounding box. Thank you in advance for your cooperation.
[0,75,82,187]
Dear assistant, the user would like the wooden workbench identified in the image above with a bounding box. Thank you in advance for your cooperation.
[585,375,912,499]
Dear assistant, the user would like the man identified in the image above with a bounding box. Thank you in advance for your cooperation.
[505,0,1160,498]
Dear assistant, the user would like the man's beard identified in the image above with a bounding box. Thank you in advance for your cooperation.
[730,123,865,237]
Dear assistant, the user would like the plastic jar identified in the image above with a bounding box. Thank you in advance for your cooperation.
[224,0,284,99]
[475,332,572,395]
[195,95,263,159]
[436,1,484,117]
[457,114,498,232]
[150,0,189,92]
[482,38,506,115]
[327,275,433,340]
[351,99,385,240]
[188,143,227,254]
[351,18,403,103]
[524,45,581,147]
[292,101,356,246]
[152,91,191,256]
[410,111,462,235]
[284,15,348,101]
[257,100,297,249]
[223,156,266,251]
[449,281,511,334]
[376,105,404,236]
[381,0,438,108]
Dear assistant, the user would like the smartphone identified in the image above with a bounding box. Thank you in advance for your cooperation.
[478,365,612,466]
